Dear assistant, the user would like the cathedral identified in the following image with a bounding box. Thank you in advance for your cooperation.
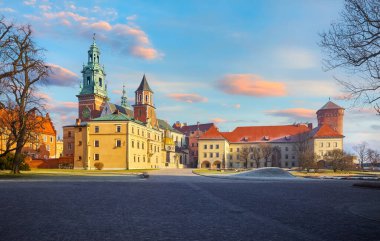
[62,38,188,170]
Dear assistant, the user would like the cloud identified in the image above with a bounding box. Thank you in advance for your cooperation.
[371,125,380,130]
[131,46,158,60]
[39,5,51,11]
[23,0,36,6]
[24,7,161,60]
[211,118,227,123]
[45,64,79,87]
[0,8,16,12]
[167,93,208,103]
[277,47,318,69]
[266,108,315,119]
[287,80,340,97]
[217,74,286,97]
[112,89,123,95]
[234,104,241,109]
[91,21,112,31]
[126,15,138,21]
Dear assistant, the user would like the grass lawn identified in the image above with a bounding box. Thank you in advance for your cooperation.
[0,168,158,178]
[290,169,380,177]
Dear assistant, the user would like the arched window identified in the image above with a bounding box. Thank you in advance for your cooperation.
[146,95,149,103]
[139,94,142,102]
[99,78,102,87]
[87,77,90,85]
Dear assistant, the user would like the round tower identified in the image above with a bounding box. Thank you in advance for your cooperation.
[316,100,344,135]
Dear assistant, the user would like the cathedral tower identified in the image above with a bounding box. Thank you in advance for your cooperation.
[133,75,158,127]
[316,100,344,135]
[77,35,108,121]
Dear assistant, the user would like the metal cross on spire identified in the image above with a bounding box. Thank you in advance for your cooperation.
[93,33,96,43]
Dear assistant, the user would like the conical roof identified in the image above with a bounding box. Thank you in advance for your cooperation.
[136,74,153,93]
[319,101,344,110]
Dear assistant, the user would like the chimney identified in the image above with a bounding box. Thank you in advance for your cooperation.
[308,123,313,129]
[174,121,181,128]
[76,118,81,126]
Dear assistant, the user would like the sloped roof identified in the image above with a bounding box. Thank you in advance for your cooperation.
[173,123,215,136]
[136,74,153,93]
[37,115,56,136]
[225,124,312,143]
[310,124,344,138]
[93,112,133,121]
[318,101,344,110]
[108,103,133,117]
[158,119,183,134]
[199,125,225,140]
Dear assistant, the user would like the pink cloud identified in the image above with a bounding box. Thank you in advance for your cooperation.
[62,102,77,109]
[167,93,208,103]
[112,89,123,95]
[45,64,79,87]
[91,21,112,31]
[234,104,241,109]
[211,118,227,124]
[131,46,158,60]
[266,108,315,119]
[217,74,286,97]
[44,11,88,22]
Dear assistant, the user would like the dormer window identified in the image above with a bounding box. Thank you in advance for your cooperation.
[263,136,270,141]
[241,137,248,142]
[285,135,291,140]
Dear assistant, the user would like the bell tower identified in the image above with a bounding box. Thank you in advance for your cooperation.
[316,100,344,135]
[77,34,108,121]
[133,75,158,127]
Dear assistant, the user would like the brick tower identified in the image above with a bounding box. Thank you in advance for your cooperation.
[133,75,158,127]
[316,100,344,135]
[77,34,108,121]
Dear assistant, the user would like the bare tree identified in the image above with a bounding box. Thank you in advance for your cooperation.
[259,143,272,167]
[324,149,353,172]
[238,146,250,169]
[0,18,49,174]
[353,142,368,169]
[320,0,380,113]
[366,148,379,170]
[299,149,318,173]
[251,146,262,168]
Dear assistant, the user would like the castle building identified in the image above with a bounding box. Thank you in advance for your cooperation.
[197,101,344,169]
[173,122,215,167]
[63,38,188,170]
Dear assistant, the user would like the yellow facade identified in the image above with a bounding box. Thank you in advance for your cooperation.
[312,138,343,159]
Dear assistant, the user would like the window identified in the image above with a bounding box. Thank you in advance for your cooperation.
[230,148,233,152]
[216,144,219,149]
[320,142,323,148]
[292,156,295,159]
[68,131,72,137]
[334,142,337,147]
[78,141,82,146]
[94,140,100,147]
[132,140,134,148]
[327,142,331,147]
[210,153,213,158]
[43,135,47,142]
[210,145,213,149]
[87,77,90,85]
[142,143,144,149]
[95,126,99,133]
[46,145,50,151]
[99,78,102,87]
[116,125,121,133]
[285,154,289,159]
[237,148,240,152]
[68,143,72,150]
[204,145,207,149]
[204,153,207,158]
[134,156,136,162]
[137,141,140,149]
[138,129,140,135]
[116,139,121,148]
[50,137,53,142]
[132,127,134,134]
[78,127,82,132]
[146,95,149,102]
[94,154,99,161]
[285,147,289,151]
[216,153,219,158]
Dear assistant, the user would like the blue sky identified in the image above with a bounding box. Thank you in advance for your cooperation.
[1,0,379,151]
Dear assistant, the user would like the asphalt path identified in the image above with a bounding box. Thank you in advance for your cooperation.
[0,169,379,241]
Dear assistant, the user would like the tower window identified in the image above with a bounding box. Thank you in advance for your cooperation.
[146,95,149,102]
[139,94,142,102]
[99,78,102,87]
[87,77,90,85]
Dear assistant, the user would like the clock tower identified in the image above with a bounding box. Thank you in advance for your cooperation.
[133,75,158,127]
[77,34,108,121]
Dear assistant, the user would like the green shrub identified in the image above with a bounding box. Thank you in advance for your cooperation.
[0,153,30,171]
[94,162,104,170]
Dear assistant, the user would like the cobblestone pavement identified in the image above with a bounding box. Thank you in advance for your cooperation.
[0,169,379,241]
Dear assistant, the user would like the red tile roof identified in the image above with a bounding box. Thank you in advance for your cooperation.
[200,124,313,143]
[310,124,344,138]
[199,125,225,140]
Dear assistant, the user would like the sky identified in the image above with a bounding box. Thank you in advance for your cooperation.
[1,0,379,151]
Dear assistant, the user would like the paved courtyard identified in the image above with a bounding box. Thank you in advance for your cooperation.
[0,169,379,241]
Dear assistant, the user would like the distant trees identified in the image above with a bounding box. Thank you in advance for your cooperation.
[0,17,49,174]
[366,148,380,170]
[324,149,354,172]
[251,146,262,168]
[259,143,273,167]
[320,0,380,114]
[238,147,250,168]
[353,142,368,169]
